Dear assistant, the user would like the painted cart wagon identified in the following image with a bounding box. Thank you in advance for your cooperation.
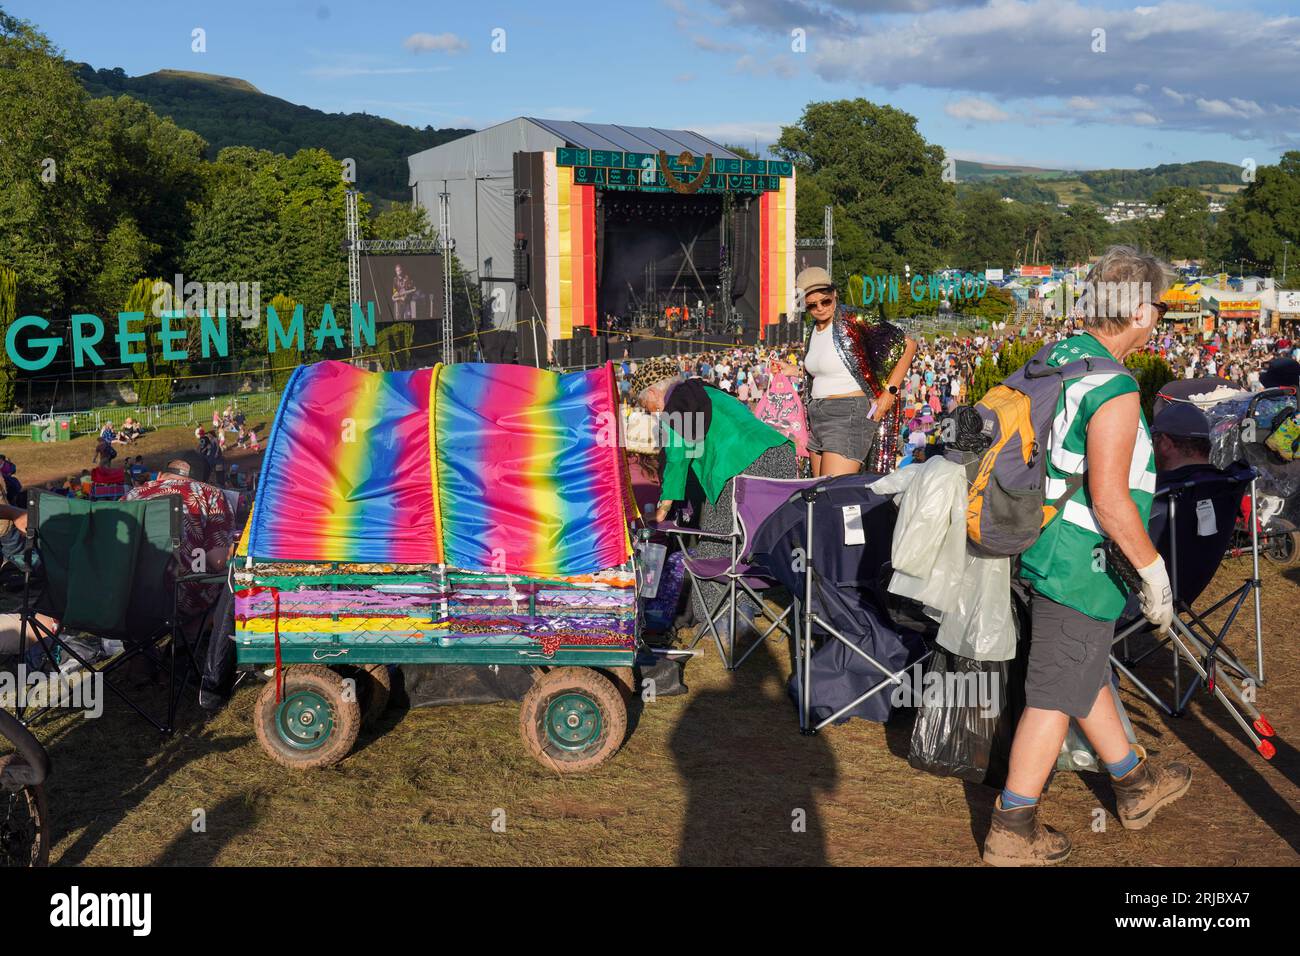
[234,360,642,773]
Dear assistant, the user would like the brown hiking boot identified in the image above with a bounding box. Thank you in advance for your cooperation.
[1111,745,1192,830]
[981,796,1072,867]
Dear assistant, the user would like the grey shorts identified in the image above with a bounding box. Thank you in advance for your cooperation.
[1024,591,1116,719]
[807,395,878,463]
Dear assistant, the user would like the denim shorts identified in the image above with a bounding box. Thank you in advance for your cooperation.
[806,395,878,463]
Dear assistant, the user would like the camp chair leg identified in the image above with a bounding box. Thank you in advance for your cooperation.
[688,585,731,665]
[808,617,925,732]
[731,598,794,671]
[1165,626,1270,758]
[1109,654,1175,717]
[1248,477,1265,684]
[791,601,805,732]
[726,581,795,671]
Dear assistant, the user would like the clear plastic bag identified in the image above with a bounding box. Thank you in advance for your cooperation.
[1055,681,1138,772]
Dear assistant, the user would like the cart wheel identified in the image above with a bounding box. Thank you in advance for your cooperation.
[0,755,50,867]
[253,665,360,770]
[519,667,627,773]
[1264,531,1300,567]
[340,663,391,728]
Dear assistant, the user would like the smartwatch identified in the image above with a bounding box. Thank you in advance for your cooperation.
[887,384,899,396]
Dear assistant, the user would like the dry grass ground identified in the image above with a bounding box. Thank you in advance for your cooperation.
[1,427,1295,866]
[2,558,1295,867]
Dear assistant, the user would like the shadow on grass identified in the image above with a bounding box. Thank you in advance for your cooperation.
[669,640,836,866]
[37,681,246,866]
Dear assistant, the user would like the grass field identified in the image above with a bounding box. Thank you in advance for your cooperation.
[1,431,1296,866]
[1,421,269,490]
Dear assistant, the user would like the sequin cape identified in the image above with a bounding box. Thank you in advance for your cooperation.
[800,306,907,400]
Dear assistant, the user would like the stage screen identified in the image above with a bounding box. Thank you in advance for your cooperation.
[360,254,444,323]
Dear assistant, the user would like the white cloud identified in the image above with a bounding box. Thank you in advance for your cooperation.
[1196,97,1241,117]
[945,97,1011,122]
[1067,96,1099,111]
[402,32,469,54]
[702,0,1300,140]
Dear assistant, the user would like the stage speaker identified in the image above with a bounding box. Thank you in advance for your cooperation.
[514,239,530,290]
[516,318,545,367]
[572,327,594,368]
[596,333,609,365]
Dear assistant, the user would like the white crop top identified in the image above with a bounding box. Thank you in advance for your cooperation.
[805,323,860,398]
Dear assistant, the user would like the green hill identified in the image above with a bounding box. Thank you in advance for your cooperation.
[956,159,1243,206]
[73,65,472,203]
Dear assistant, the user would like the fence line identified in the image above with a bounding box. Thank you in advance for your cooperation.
[0,391,282,440]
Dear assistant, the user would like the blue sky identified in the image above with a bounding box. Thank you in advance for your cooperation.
[13,0,1299,171]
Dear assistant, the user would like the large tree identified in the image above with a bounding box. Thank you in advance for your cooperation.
[774,99,955,284]
[1150,186,1210,262]
[0,12,103,315]
[951,190,1024,269]
[1214,152,1300,282]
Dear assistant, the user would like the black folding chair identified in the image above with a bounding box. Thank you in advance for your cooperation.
[1111,461,1277,760]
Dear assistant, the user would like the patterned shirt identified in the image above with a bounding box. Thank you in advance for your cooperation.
[1020,333,1156,621]
[125,477,235,617]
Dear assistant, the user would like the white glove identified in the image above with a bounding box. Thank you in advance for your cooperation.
[1136,555,1174,633]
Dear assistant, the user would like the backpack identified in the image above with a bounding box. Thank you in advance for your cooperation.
[945,340,1130,557]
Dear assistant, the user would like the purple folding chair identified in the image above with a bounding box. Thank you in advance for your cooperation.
[660,475,820,669]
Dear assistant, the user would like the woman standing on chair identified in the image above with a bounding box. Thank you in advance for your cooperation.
[631,356,795,644]
[775,267,917,476]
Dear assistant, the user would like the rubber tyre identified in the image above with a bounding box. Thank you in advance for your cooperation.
[0,755,50,867]
[340,663,391,728]
[519,667,627,774]
[1264,531,1300,567]
[253,665,361,770]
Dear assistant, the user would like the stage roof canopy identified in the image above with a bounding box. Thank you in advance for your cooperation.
[520,119,741,161]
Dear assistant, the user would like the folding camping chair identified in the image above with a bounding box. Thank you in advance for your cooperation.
[12,491,214,734]
[1110,461,1277,760]
[658,475,820,670]
[89,466,129,501]
[779,479,931,734]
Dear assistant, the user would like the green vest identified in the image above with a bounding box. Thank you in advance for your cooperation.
[660,388,791,504]
[1019,333,1156,620]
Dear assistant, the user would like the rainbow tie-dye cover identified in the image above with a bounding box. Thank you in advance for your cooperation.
[235,360,638,657]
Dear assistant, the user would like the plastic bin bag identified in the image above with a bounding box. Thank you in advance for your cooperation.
[907,646,1017,784]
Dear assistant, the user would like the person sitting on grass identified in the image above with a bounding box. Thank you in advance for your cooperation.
[118,417,142,444]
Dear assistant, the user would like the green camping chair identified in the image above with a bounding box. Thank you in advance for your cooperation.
[14,490,209,733]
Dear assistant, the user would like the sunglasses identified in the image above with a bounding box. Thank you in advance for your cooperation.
[1149,301,1169,318]
[805,294,835,310]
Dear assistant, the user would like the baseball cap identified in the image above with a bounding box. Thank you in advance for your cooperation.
[795,267,834,297]
[1151,403,1210,439]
